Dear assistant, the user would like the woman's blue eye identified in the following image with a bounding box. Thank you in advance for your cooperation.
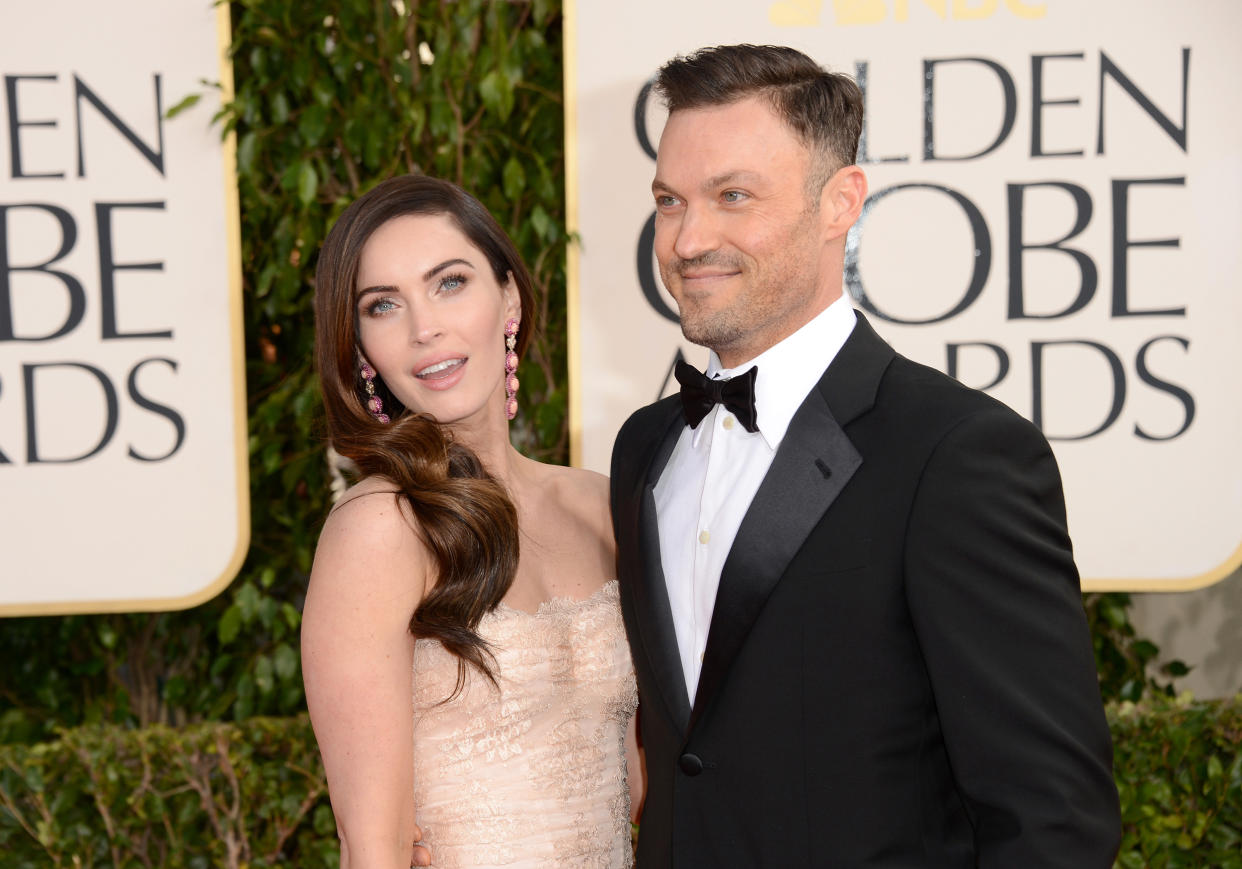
[438,273,468,292]
[366,298,396,316]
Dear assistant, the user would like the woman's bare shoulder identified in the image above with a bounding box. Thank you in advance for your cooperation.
[312,476,428,605]
[324,475,415,534]
[329,473,402,512]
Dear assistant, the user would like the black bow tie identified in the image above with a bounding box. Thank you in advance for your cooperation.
[674,360,759,433]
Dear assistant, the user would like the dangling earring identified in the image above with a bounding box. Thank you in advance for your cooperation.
[504,318,520,420]
[359,361,390,423]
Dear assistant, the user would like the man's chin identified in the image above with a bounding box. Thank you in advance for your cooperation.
[679,320,736,353]
[679,330,712,350]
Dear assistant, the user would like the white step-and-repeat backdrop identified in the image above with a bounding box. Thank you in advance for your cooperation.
[0,2,247,614]
[566,0,1242,591]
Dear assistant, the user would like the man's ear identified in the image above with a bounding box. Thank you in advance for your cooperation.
[819,165,868,241]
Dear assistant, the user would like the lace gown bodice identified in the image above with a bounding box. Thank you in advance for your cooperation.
[411,580,637,868]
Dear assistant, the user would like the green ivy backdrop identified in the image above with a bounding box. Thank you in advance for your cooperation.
[0,2,1216,864]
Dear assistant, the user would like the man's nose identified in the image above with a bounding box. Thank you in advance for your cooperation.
[671,202,720,261]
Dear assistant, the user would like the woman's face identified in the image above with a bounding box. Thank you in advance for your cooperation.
[354,213,519,427]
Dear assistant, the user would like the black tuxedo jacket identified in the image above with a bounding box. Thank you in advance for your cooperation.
[610,315,1120,868]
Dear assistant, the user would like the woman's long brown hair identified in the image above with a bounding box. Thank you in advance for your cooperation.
[314,175,536,695]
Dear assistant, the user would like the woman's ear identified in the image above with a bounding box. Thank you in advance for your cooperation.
[502,272,521,323]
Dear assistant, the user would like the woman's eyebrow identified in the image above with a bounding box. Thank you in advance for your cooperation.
[357,258,477,298]
[422,257,474,280]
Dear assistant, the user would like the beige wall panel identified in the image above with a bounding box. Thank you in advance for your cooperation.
[0,2,247,613]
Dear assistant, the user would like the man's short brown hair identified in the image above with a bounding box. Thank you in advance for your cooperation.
[655,44,864,196]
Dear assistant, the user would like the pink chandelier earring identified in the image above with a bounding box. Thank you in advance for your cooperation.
[504,318,520,420]
[359,361,390,423]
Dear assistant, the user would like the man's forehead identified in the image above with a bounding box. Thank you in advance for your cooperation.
[651,169,765,193]
[654,123,808,191]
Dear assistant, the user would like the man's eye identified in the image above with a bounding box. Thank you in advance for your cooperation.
[722,190,745,203]
[656,195,679,208]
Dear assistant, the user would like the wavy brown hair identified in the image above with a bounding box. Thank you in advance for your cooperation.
[314,174,536,695]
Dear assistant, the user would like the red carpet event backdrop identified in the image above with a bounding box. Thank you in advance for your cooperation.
[0,2,247,614]
[566,0,1242,591]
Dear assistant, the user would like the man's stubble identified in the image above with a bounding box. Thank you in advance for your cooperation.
[660,208,824,364]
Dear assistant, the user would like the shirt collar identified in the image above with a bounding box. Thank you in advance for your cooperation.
[702,295,857,451]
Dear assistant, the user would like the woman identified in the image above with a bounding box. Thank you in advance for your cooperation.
[302,175,640,868]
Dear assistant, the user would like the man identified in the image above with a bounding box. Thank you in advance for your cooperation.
[610,44,1121,867]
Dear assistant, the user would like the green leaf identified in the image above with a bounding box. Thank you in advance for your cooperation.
[408,102,427,141]
[297,162,318,206]
[97,622,118,650]
[234,672,255,720]
[529,204,552,242]
[237,131,258,176]
[271,91,290,124]
[273,643,298,680]
[258,596,279,630]
[165,92,202,120]
[163,676,188,705]
[210,653,233,678]
[237,582,262,623]
[478,70,514,120]
[502,156,526,200]
[297,103,329,147]
[312,81,335,107]
[218,605,242,645]
[1102,599,1130,629]
[254,655,275,695]
[429,97,454,141]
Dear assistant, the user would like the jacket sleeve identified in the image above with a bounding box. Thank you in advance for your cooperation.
[903,406,1121,868]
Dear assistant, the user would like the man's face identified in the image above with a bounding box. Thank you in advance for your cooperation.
[652,95,838,368]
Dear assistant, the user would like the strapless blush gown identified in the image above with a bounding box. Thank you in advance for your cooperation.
[411,580,637,868]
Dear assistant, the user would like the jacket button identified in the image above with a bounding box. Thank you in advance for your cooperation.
[679,753,704,776]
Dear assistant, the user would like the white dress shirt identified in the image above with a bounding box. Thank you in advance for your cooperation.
[654,296,858,703]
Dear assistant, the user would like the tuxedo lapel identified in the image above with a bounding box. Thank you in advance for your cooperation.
[632,407,693,732]
[688,313,893,733]
[689,389,860,731]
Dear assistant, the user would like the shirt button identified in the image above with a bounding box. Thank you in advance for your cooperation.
[698,530,710,544]
[722,415,735,430]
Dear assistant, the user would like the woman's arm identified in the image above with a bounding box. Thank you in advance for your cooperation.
[302,486,429,869]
